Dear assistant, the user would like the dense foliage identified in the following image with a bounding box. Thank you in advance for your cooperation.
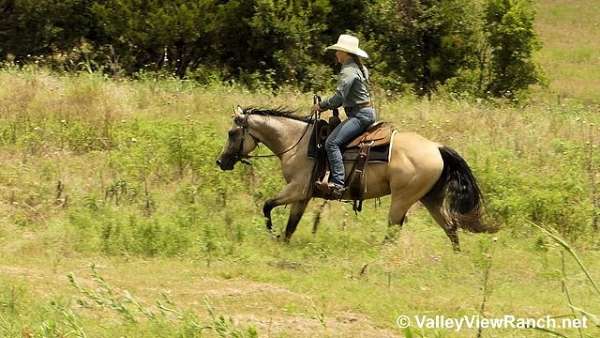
[0,0,542,96]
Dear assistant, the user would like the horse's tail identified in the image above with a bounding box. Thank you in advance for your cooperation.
[424,146,497,233]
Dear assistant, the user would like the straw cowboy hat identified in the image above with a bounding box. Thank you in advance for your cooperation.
[325,34,369,58]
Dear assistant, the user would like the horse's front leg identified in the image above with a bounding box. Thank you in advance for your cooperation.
[263,182,307,233]
[282,199,310,242]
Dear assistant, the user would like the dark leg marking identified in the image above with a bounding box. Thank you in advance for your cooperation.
[284,200,309,242]
[263,199,276,232]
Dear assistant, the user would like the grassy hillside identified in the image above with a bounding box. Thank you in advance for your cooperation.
[0,66,598,337]
[534,0,600,103]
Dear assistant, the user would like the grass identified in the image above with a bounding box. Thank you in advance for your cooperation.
[533,0,600,104]
[0,0,600,337]
[0,66,598,337]
[1,1,600,334]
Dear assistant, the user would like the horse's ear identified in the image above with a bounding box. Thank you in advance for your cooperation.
[233,105,246,126]
[231,105,244,117]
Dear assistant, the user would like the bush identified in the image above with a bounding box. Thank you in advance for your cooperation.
[364,0,482,95]
[1,0,544,97]
[483,0,543,98]
[0,0,96,64]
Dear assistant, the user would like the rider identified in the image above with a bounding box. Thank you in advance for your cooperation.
[311,34,377,198]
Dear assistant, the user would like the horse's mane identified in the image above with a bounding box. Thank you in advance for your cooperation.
[243,107,314,123]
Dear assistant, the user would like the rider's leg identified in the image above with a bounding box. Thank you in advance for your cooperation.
[325,117,365,187]
[324,107,377,192]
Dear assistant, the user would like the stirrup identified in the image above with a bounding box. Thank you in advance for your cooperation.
[330,184,346,199]
[315,181,346,199]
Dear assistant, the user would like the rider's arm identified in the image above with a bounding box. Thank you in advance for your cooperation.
[319,67,356,111]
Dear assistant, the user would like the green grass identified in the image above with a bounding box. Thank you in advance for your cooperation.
[1,3,600,333]
[0,66,598,337]
[533,0,600,104]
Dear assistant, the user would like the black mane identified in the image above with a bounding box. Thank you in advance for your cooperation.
[243,107,314,123]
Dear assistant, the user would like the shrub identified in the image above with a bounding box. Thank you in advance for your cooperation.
[1,0,543,97]
[483,0,543,97]
[364,0,482,96]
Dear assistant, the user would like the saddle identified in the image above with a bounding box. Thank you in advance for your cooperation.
[346,121,393,148]
[308,109,395,212]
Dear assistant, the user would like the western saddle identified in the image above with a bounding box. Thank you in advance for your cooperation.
[310,108,395,212]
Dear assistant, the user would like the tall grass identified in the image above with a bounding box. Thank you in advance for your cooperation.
[0,68,598,337]
[1,68,597,250]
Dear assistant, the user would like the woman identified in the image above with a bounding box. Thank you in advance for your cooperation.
[311,34,377,198]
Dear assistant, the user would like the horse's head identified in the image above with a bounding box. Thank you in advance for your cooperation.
[216,106,259,171]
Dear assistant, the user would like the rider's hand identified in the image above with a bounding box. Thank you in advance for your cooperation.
[311,103,321,114]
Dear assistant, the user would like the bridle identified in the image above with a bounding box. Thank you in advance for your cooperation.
[233,111,314,163]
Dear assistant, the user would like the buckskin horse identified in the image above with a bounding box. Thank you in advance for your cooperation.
[216,106,495,251]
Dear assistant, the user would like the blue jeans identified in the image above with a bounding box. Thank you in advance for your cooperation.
[325,107,377,186]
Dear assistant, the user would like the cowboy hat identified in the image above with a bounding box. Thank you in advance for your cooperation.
[325,34,369,58]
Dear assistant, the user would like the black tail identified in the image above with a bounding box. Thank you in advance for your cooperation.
[425,146,496,233]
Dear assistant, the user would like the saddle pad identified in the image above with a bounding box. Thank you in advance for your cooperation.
[342,144,390,162]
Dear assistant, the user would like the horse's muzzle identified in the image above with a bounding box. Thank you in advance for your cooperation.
[216,158,234,171]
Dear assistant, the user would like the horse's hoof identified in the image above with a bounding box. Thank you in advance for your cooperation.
[277,234,291,244]
[382,234,398,245]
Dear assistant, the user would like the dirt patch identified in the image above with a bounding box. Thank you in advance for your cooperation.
[0,263,400,337]
[235,312,400,338]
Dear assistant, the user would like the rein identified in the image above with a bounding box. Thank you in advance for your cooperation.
[236,111,314,161]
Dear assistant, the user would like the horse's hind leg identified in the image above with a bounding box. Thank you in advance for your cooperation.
[283,199,310,242]
[384,197,410,243]
[312,200,328,235]
[443,226,460,252]
[422,197,460,252]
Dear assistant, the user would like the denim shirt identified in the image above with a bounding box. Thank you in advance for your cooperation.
[319,59,370,111]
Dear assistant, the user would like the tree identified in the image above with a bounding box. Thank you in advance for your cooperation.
[244,0,331,87]
[91,0,220,77]
[363,0,481,96]
[0,0,94,61]
[484,0,542,97]
[0,0,543,96]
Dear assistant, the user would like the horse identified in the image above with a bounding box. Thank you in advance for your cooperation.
[216,106,496,251]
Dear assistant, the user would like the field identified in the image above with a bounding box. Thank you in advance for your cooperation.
[1,1,600,337]
[533,0,600,104]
